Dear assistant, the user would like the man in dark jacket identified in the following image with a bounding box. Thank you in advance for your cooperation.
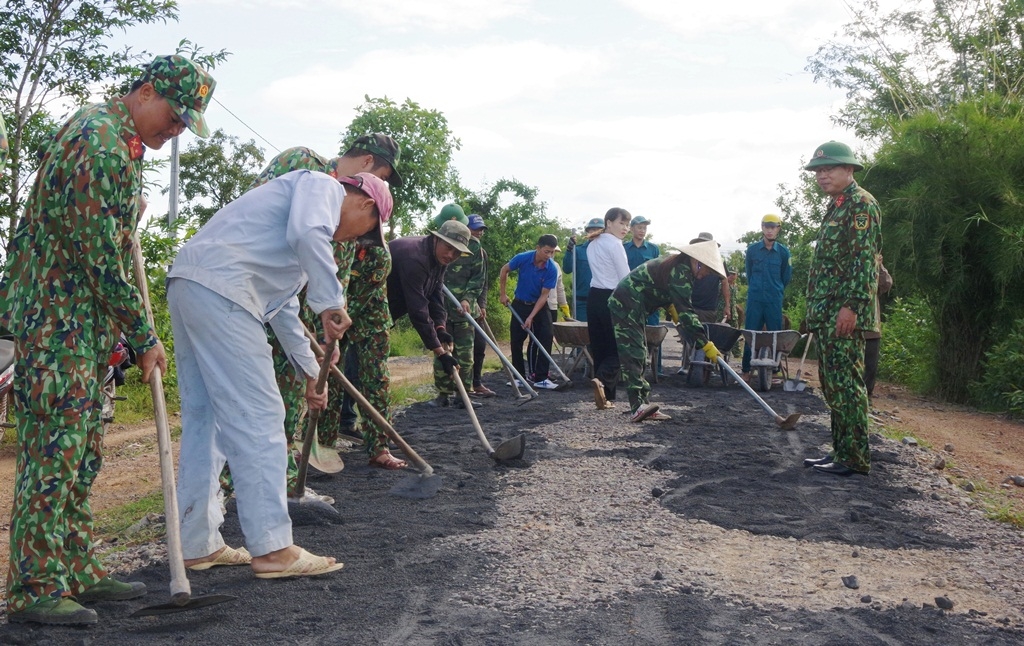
[387,220,472,406]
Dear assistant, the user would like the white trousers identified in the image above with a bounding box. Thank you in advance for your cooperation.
[168,278,293,558]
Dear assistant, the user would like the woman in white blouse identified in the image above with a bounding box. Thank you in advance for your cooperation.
[585,207,632,408]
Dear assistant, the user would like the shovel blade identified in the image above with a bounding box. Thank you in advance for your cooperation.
[491,434,526,462]
[131,594,237,617]
[553,381,573,392]
[777,413,802,430]
[309,441,345,474]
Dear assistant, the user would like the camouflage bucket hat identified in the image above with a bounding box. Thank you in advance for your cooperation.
[347,133,403,186]
[142,55,216,138]
[431,220,472,255]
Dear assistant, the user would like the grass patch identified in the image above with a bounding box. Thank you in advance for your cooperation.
[984,500,1024,527]
[94,491,165,545]
[111,372,181,425]
[876,424,932,450]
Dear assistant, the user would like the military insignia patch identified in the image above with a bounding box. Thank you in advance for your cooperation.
[854,213,870,230]
[127,135,145,160]
[835,195,846,208]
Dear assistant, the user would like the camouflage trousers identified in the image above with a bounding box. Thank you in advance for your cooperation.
[7,347,107,613]
[814,329,871,473]
[221,333,304,495]
[323,331,392,457]
[434,316,474,396]
[608,296,652,414]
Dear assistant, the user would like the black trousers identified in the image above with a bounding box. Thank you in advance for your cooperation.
[587,288,620,399]
[864,337,880,397]
[472,323,487,386]
[510,299,552,381]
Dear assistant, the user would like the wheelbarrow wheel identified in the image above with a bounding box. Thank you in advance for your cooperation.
[686,364,705,388]
[758,365,771,392]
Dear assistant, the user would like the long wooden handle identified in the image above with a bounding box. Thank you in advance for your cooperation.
[291,337,336,497]
[131,233,190,604]
[506,302,572,382]
[301,326,433,475]
[451,368,495,455]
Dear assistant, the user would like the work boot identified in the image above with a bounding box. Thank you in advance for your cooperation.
[428,394,451,408]
[76,576,147,602]
[9,598,98,625]
[453,397,481,409]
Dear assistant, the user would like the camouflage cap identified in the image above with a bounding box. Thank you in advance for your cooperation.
[141,55,216,138]
[431,219,472,255]
[346,133,403,186]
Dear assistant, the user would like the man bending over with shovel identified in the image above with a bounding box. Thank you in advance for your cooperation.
[610,240,725,422]
[167,170,392,578]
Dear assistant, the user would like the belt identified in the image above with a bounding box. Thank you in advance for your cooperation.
[513,298,536,306]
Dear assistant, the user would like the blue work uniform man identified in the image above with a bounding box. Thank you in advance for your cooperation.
[742,214,792,379]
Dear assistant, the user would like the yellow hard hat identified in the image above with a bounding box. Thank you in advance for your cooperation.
[762,214,782,225]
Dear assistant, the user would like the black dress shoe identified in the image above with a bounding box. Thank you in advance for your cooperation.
[812,462,866,476]
[454,397,482,409]
[803,455,833,467]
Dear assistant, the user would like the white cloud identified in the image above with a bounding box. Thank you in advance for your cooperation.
[261,41,603,127]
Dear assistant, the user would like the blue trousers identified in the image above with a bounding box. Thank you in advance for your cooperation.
[742,299,784,373]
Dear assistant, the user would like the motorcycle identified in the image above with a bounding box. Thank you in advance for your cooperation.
[0,336,136,430]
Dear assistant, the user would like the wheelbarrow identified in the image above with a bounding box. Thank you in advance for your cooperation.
[685,323,744,388]
[741,329,802,392]
[552,321,593,378]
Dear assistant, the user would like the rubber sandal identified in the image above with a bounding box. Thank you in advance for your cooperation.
[253,548,344,579]
[187,545,253,571]
[369,451,407,470]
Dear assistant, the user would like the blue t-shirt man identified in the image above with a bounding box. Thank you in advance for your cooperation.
[743,214,792,375]
[499,234,560,387]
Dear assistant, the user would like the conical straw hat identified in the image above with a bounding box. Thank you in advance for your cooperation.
[675,239,726,278]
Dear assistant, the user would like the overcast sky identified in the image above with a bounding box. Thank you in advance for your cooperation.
[122,0,870,251]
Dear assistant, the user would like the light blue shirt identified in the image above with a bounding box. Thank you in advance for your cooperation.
[169,170,347,377]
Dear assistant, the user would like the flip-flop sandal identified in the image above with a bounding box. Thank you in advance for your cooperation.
[369,452,407,470]
[253,548,344,579]
[187,546,252,571]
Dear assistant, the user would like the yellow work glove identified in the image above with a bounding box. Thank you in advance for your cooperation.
[702,341,721,364]
[559,304,571,320]
[667,304,680,324]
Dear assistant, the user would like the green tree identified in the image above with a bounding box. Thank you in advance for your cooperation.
[808,0,1024,138]
[0,0,182,243]
[341,96,461,237]
[175,129,265,230]
[868,96,1024,402]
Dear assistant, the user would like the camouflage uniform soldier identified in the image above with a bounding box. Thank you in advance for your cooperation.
[801,141,881,477]
[609,242,725,422]
[0,55,214,626]
[316,241,406,469]
[219,135,403,495]
[434,214,488,406]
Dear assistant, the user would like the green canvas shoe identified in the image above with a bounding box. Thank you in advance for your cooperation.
[76,576,147,602]
[8,598,98,625]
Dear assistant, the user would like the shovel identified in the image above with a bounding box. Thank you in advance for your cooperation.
[302,325,443,499]
[784,333,813,392]
[716,356,801,430]
[451,366,526,462]
[506,303,573,391]
[289,337,340,508]
[440,286,537,401]
[130,234,236,617]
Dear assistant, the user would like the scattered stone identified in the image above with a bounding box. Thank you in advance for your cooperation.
[651,487,664,498]
[935,596,954,610]
[902,437,918,446]
[842,575,859,590]
[652,570,664,581]
[1004,475,1024,487]
[933,456,946,470]
[961,481,975,493]
[851,550,860,558]
[931,492,943,501]
[944,443,955,453]
[849,511,861,522]
[901,599,916,610]
[860,595,872,603]
[934,577,946,588]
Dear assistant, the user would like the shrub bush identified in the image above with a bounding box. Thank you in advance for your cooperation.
[879,296,939,392]
[970,318,1024,416]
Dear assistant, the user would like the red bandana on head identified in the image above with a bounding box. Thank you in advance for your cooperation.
[127,135,145,161]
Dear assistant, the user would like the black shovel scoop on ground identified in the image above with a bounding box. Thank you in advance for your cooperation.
[451,367,526,462]
[717,356,801,430]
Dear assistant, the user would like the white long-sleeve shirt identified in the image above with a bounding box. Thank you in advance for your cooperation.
[587,232,631,289]
[168,169,346,377]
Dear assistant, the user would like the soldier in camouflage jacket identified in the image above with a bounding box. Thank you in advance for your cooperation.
[802,141,882,477]
[0,56,214,625]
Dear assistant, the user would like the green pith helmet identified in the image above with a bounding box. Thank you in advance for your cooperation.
[429,203,468,230]
[803,141,864,172]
